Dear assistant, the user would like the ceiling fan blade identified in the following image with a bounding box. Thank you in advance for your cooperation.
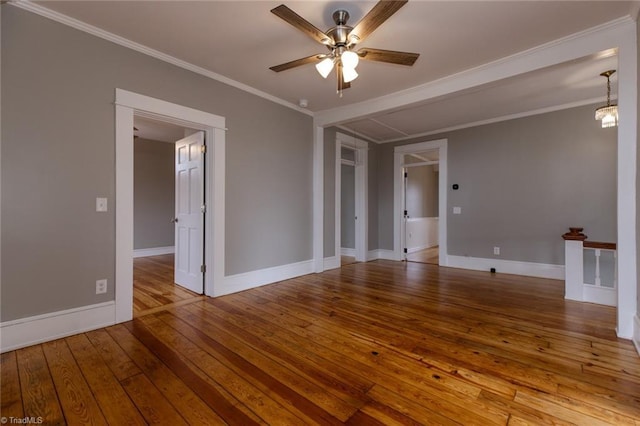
[270,54,324,72]
[348,0,408,44]
[358,48,419,66]
[271,5,331,45]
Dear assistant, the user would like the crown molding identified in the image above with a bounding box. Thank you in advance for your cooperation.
[8,0,313,117]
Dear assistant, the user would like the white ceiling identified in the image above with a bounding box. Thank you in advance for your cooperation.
[31,1,638,142]
[134,116,188,143]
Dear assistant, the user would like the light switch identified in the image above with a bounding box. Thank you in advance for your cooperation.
[453,206,461,214]
[96,197,108,212]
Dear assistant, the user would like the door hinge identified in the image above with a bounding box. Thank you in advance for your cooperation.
[404,210,408,217]
[404,172,408,178]
[201,204,206,213]
[201,145,207,154]
[403,248,408,254]
[201,264,206,273]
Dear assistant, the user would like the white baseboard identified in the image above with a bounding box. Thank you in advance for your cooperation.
[324,256,340,271]
[368,249,397,261]
[1,302,116,353]
[582,284,616,307]
[133,245,175,258]
[633,315,640,357]
[446,255,565,280]
[217,259,315,297]
[340,247,356,257]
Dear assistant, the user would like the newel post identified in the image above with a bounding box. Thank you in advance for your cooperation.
[563,227,586,301]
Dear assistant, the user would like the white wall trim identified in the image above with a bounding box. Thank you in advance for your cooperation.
[582,284,617,307]
[633,315,640,357]
[368,249,397,261]
[447,255,565,280]
[133,246,175,258]
[323,256,340,271]
[394,139,448,266]
[217,260,314,297]
[313,124,324,272]
[10,1,311,117]
[614,20,638,340]
[340,247,356,257]
[314,17,634,126]
[0,302,115,353]
[335,132,369,263]
[116,89,226,322]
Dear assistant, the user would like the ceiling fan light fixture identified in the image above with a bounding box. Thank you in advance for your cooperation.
[342,66,358,83]
[316,57,335,78]
[595,70,618,128]
[341,50,359,69]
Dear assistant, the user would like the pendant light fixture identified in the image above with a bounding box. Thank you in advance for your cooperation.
[595,70,618,128]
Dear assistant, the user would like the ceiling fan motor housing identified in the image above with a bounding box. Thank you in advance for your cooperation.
[327,10,353,47]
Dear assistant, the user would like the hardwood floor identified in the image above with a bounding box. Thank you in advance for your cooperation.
[2,260,639,425]
[133,254,204,318]
[407,246,439,264]
[340,255,357,266]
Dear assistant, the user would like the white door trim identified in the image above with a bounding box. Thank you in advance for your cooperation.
[115,88,226,323]
[394,139,448,265]
[336,132,368,262]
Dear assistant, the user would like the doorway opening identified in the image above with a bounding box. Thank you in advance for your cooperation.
[403,149,440,264]
[335,132,368,266]
[132,117,206,317]
[394,139,448,265]
[115,89,226,324]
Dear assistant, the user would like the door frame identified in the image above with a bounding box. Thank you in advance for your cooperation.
[394,139,447,265]
[335,132,368,262]
[115,89,226,323]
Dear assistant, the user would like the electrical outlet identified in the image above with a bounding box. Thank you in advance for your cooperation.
[96,197,108,212]
[493,246,500,255]
[96,279,107,294]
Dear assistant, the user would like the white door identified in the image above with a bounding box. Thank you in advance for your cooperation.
[174,131,204,293]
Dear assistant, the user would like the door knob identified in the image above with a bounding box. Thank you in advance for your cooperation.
[171,218,179,223]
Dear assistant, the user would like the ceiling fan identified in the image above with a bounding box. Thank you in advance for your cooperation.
[269,0,419,97]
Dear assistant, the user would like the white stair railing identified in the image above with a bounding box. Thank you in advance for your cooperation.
[562,227,617,307]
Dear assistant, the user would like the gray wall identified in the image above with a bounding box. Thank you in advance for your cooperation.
[134,138,175,250]
[323,127,337,258]
[367,143,379,251]
[341,164,355,249]
[637,15,640,317]
[1,7,313,321]
[406,165,439,218]
[377,103,617,265]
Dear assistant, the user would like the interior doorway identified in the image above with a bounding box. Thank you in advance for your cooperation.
[132,117,205,316]
[394,139,448,265]
[115,88,226,324]
[335,132,368,265]
[403,150,440,265]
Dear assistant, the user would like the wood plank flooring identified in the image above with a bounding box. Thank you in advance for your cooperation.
[2,260,639,425]
[407,246,439,264]
[133,254,204,318]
